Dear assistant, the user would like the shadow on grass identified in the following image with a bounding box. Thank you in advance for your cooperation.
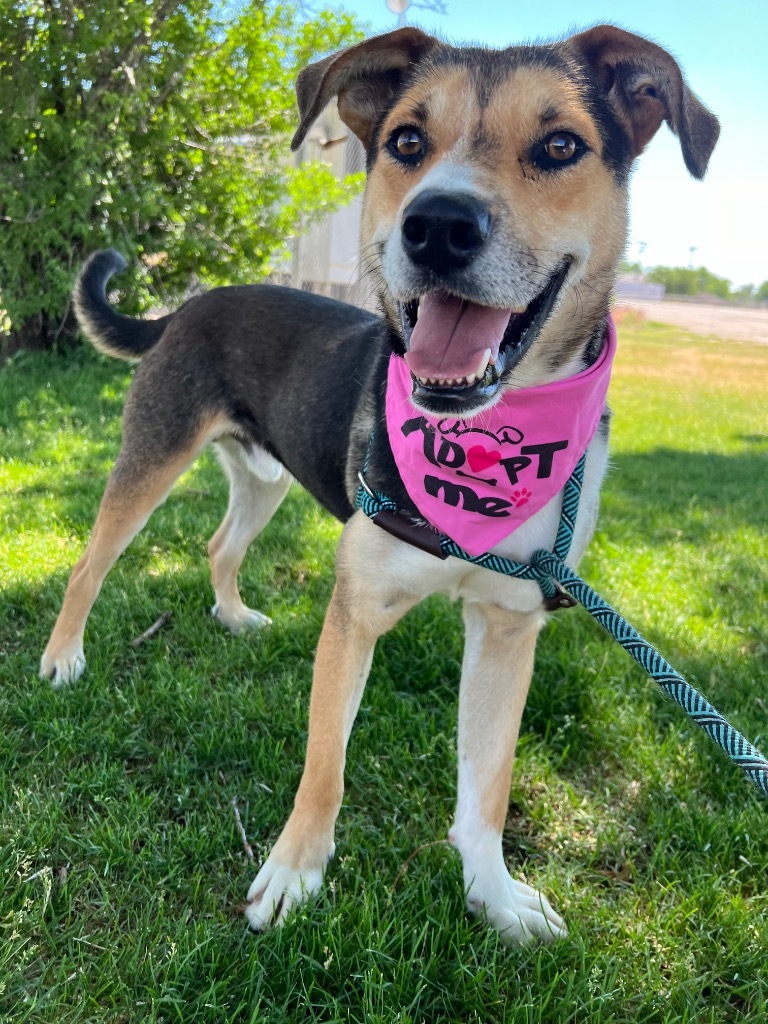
[4,350,765,849]
[8,443,764,727]
[602,447,768,543]
[0,348,129,424]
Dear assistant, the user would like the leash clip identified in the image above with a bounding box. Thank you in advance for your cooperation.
[543,586,578,612]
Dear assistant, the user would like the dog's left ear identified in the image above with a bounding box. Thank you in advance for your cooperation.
[292,28,440,151]
[569,25,719,178]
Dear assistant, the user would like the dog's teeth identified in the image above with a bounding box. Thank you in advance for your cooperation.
[415,371,483,388]
[475,348,492,378]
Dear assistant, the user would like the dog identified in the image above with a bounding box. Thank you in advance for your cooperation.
[40,25,718,943]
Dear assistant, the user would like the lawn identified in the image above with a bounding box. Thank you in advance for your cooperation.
[1,318,766,1023]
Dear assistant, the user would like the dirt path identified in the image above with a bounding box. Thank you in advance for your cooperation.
[617,299,768,344]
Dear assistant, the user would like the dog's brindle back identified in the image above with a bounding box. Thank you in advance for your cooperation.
[42,26,718,944]
[112,282,384,522]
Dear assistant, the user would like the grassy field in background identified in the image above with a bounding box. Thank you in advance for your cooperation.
[1,318,766,1023]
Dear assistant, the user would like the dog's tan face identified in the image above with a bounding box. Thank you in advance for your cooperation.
[361,61,628,405]
[294,26,719,415]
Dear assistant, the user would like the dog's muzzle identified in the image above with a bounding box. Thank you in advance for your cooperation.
[396,259,572,415]
[391,188,573,415]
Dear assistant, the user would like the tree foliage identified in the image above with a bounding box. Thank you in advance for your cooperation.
[646,264,733,300]
[638,265,767,305]
[0,1,363,352]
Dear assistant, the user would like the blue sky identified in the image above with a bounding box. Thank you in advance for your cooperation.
[336,0,768,288]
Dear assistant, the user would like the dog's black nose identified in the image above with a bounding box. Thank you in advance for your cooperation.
[401,191,492,273]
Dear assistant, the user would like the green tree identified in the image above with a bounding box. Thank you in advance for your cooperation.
[647,265,734,300]
[732,283,755,304]
[0,1,362,353]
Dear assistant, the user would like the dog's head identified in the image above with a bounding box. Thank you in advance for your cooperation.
[293,26,718,415]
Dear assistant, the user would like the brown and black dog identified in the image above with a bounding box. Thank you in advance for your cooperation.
[41,26,718,943]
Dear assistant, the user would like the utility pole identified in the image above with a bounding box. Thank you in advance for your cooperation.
[386,0,412,27]
[385,0,448,28]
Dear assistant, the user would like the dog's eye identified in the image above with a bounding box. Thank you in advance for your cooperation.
[546,133,577,161]
[389,127,426,162]
[394,129,423,156]
[533,131,586,171]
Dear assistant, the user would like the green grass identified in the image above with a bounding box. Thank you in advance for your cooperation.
[1,322,767,1023]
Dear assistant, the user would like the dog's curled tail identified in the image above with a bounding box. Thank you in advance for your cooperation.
[73,250,171,361]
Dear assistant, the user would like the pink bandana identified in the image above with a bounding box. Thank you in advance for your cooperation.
[385,317,616,556]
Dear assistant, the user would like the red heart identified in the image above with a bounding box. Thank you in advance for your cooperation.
[467,445,501,473]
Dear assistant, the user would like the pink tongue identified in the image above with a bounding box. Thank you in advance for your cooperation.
[404,292,514,379]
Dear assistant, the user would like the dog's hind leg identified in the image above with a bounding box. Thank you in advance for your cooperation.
[449,601,567,944]
[40,424,219,687]
[208,437,291,634]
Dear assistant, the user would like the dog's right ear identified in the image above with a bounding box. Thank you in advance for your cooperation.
[292,28,440,151]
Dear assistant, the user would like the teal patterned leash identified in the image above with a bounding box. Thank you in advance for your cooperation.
[527,548,768,797]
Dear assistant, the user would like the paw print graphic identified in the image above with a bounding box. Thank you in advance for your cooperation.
[511,487,532,508]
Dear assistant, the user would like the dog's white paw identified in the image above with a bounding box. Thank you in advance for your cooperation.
[244,857,324,931]
[466,871,567,945]
[211,602,272,635]
[452,825,567,944]
[40,645,86,687]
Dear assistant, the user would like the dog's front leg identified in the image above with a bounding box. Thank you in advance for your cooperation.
[244,584,371,929]
[449,600,567,944]
[246,517,419,930]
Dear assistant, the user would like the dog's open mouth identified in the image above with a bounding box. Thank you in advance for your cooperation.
[398,259,571,411]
